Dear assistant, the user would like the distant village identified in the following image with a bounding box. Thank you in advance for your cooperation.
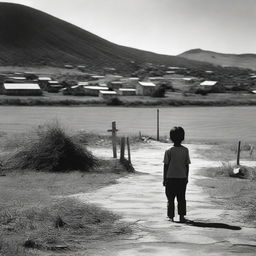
[0,63,256,102]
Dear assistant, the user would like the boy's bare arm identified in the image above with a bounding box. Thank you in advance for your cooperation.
[186,164,189,182]
[163,164,168,186]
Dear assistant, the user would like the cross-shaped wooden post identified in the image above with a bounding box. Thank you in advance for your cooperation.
[107,121,118,158]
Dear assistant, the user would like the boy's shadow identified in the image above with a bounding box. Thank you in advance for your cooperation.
[175,219,241,230]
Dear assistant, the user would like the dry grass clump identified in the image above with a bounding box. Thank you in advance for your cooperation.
[0,198,131,254]
[204,162,256,180]
[6,123,98,172]
[219,162,256,180]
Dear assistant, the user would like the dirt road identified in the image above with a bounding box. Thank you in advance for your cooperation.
[76,142,256,255]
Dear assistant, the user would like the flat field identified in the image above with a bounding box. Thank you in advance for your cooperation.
[0,106,256,142]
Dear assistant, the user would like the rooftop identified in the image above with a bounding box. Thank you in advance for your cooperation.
[119,88,136,91]
[99,83,108,87]
[71,85,82,89]
[38,77,51,81]
[4,83,41,90]
[8,76,26,80]
[167,66,186,70]
[84,86,108,90]
[48,81,59,84]
[78,82,89,86]
[200,81,218,86]
[91,75,105,79]
[149,77,164,80]
[111,81,123,84]
[100,90,117,95]
[138,81,156,87]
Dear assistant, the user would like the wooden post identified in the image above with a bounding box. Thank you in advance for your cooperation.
[249,145,254,158]
[139,131,142,140]
[120,137,126,161]
[237,141,241,166]
[157,109,160,141]
[107,121,118,158]
[127,137,131,163]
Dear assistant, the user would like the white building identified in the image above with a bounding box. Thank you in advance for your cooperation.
[99,90,117,99]
[78,82,89,86]
[3,83,42,96]
[118,88,136,96]
[109,81,123,90]
[47,81,62,93]
[136,81,156,96]
[199,81,225,93]
[38,77,52,89]
[200,81,218,87]
[84,86,108,96]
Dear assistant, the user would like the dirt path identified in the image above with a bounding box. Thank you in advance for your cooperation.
[76,142,256,255]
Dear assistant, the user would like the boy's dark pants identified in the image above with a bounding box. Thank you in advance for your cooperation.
[165,178,187,218]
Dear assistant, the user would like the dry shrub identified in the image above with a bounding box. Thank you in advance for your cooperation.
[0,198,131,254]
[7,123,98,172]
[216,162,256,180]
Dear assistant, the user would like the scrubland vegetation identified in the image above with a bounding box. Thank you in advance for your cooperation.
[196,142,256,227]
[0,123,133,255]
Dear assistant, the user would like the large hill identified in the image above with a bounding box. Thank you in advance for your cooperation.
[0,3,214,72]
[180,49,256,71]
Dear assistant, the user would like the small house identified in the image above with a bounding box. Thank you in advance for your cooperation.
[109,81,123,90]
[77,65,86,71]
[64,64,73,69]
[3,83,42,96]
[104,67,116,72]
[6,76,27,83]
[129,77,139,82]
[126,77,139,88]
[136,81,156,96]
[167,66,186,70]
[90,75,105,81]
[70,85,85,95]
[118,88,136,96]
[199,81,225,93]
[149,77,165,81]
[38,77,52,89]
[166,71,176,74]
[182,78,194,84]
[99,90,117,100]
[84,86,108,96]
[98,83,108,87]
[47,81,62,93]
[78,82,89,86]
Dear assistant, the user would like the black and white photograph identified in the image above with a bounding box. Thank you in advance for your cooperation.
[0,0,255,255]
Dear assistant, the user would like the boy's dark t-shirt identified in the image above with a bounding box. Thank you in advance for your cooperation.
[164,146,191,178]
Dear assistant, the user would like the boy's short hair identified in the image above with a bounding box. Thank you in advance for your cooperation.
[170,126,185,144]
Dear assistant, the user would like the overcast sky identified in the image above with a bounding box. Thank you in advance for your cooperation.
[1,0,256,55]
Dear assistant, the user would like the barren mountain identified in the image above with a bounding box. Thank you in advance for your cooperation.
[180,49,256,71]
[0,3,214,72]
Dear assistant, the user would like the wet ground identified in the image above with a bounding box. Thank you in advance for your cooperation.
[75,142,256,255]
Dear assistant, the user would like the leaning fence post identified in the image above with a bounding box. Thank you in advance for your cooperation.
[127,137,131,163]
[107,121,118,158]
[120,137,126,161]
[237,141,241,166]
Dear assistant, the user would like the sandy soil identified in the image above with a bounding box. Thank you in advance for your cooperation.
[73,142,256,255]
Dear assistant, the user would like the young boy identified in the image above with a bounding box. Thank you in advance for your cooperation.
[163,126,190,223]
